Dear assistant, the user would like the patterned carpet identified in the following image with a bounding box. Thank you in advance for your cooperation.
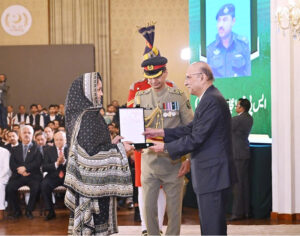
[118,224,300,235]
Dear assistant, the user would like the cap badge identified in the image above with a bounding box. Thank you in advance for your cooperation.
[147,65,154,71]
[213,49,220,55]
[224,7,229,14]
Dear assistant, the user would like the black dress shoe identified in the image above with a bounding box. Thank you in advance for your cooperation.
[45,210,56,221]
[25,210,33,219]
[10,211,22,219]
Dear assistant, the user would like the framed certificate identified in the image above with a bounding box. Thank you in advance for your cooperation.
[119,108,153,149]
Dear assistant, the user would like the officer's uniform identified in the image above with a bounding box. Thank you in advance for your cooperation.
[127,78,176,231]
[207,4,251,78]
[135,87,193,236]
[134,24,194,235]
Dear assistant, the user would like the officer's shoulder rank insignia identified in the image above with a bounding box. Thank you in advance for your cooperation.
[169,87,183,95]
[186,99,191,109]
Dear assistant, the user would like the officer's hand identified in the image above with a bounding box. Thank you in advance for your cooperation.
[123,141,134,152]
[148,142,164,153]
[143,128,165,138]
[177,159,190,177]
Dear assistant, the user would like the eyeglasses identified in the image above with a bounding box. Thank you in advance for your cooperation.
[185,72,203,80]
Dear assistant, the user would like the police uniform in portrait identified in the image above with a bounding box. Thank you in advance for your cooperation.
[134,24,194,236]
[207,3,251,78]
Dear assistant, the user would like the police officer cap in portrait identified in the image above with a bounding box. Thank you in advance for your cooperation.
[216,3,235,20]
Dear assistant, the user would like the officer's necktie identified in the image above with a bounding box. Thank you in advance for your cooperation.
[58,148,64,179]
[23,145,29,162]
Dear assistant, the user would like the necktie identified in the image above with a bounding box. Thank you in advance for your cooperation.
[58,148,64,179]
[23,145,29,161]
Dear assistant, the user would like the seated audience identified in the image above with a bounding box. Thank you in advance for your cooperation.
[6,125,43,219]
[44,105,61,127]
[13,105,28,126]
[44,127,54,146]
[100,107,111,124]
[5,130,20,153]
[12,124,20,133]
[111,100,120,109]
[105,104,116,121]
[0,147,11,220]
[34,131,48,156]
[47,121,55,131]
[58,104,65,127]
[0,129,9,147]
[53,120,60,132]
[41,131,67,221]
[7,105,16,129]
[26,104,44,129]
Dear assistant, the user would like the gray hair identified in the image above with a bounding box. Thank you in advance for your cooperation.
[20,125,34,134]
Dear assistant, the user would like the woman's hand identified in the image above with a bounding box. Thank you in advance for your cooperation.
[111,135,123,144]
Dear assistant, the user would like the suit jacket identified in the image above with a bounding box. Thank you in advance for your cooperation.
[164,85,234,195]
[9,143,42,180]
[42,146,68,179]
[231,112,253,160]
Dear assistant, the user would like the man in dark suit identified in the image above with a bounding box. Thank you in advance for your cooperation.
[4,130,20,153]
[144,61,234,235]
[41,131,67,220]
[229,98,253,221]
[6,125,43,219]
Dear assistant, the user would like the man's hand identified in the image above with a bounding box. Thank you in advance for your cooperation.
[56,152,65,165]
[148,141,164,153]
[112,135,123,144]
[143,128,165,138]
[22,171,31,177]
[123,141,134,152]
[177,159,190,177]
[17,166,26,175]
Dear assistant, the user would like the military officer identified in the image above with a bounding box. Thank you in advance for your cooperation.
[207,3,251,78]
[134,24,194,236]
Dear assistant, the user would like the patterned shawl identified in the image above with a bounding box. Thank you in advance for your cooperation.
[64,72,132,235]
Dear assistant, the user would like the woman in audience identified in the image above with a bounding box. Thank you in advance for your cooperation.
[64,72,133,235]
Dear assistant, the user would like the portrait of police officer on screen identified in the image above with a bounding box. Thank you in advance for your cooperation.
[207,3,251,78]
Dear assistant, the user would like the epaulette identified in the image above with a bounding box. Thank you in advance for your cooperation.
[168,87,183,95]
[137,88,151,96]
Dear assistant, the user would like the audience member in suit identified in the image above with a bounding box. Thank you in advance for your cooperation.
[6,125,43,219]
[4,130,20,153]
[44,127,54,146]
[41,131,67,220]
[26,104,44,129]
[44,105,61,127]
[13,105,28,126]
[0,147,11,220]
[144,61,235,235]
[229,98,253,221]
[34,131,49,156]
